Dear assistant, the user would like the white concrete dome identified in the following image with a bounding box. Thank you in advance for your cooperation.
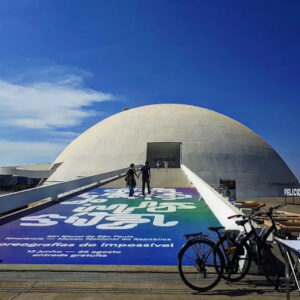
[47,104,298,197]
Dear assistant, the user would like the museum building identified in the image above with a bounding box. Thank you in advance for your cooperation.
[46,104,298,198]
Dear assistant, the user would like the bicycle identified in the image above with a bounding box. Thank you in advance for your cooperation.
[177,207,260,292]
[218,204,287,288]
[178,203,284,292]
[255,204,300,290]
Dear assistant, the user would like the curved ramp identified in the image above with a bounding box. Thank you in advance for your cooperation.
[0,169,222,270]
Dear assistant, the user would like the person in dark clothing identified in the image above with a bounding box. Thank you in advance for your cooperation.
[126,163,137,197]
[138,161,151,196]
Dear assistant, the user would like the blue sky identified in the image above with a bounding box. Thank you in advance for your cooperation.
[0,0,299,179]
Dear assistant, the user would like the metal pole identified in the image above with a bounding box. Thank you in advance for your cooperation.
[285,249,290,300]
[293,193,295,205]
[286,251,300,291]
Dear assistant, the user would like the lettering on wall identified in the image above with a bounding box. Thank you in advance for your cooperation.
[284,188,300,197]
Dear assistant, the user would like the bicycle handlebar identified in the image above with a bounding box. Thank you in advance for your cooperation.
[227,203,286,235]
[227,214,242,219]
[227,203,266,220]
[254,203,266,211]
[269,203,286,213]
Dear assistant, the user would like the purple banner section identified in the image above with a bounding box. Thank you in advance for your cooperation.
[0,187,220,266]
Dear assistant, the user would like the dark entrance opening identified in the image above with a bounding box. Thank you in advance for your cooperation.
[219,179,236,201]
[146,142,181,168]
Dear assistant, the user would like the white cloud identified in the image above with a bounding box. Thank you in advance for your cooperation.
[48,130,80,139]
[0,76,114,129]
[0,66,119,165]
[0,139,66,166]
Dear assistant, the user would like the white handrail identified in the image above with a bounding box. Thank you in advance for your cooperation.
[0,166,142,214]
[181,164,241,230]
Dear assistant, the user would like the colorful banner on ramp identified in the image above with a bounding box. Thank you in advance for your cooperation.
[0,188,220,266]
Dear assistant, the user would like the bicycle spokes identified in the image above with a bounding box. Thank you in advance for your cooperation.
[178,239,224,292]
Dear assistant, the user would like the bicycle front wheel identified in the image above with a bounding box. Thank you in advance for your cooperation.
[260,243,280,288]
[215,235,252,282]
[178,239,224,292]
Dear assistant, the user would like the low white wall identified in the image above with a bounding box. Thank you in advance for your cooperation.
[0,167,16,175]
[0,166,142,215]
[181,164,242,230]
[0,163,62,178]
[0,166,52,178]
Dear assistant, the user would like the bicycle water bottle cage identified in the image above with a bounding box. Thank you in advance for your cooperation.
[226,246,245,255]
[236,219,248,226]
[226,246,237,253]
[184,232,204,240]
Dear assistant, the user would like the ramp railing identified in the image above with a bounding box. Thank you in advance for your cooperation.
[0,166,142,215]
[181,164,242,230]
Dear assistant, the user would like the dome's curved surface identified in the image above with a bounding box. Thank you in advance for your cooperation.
[48,104,298,197]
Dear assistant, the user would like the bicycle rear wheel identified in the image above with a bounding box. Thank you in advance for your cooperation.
[178,238,224,292]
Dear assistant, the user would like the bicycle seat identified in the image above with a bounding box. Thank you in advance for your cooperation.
[236,220,248,226]
[208,226,225,232]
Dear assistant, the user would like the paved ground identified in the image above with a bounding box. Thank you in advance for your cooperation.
[102,168,192,188]
[0,271,298,300]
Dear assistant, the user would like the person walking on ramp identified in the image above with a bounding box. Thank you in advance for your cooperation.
[139,161,151,196]
[164,160,169,172]
[156,160,160,171]
[125,163,137,198]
